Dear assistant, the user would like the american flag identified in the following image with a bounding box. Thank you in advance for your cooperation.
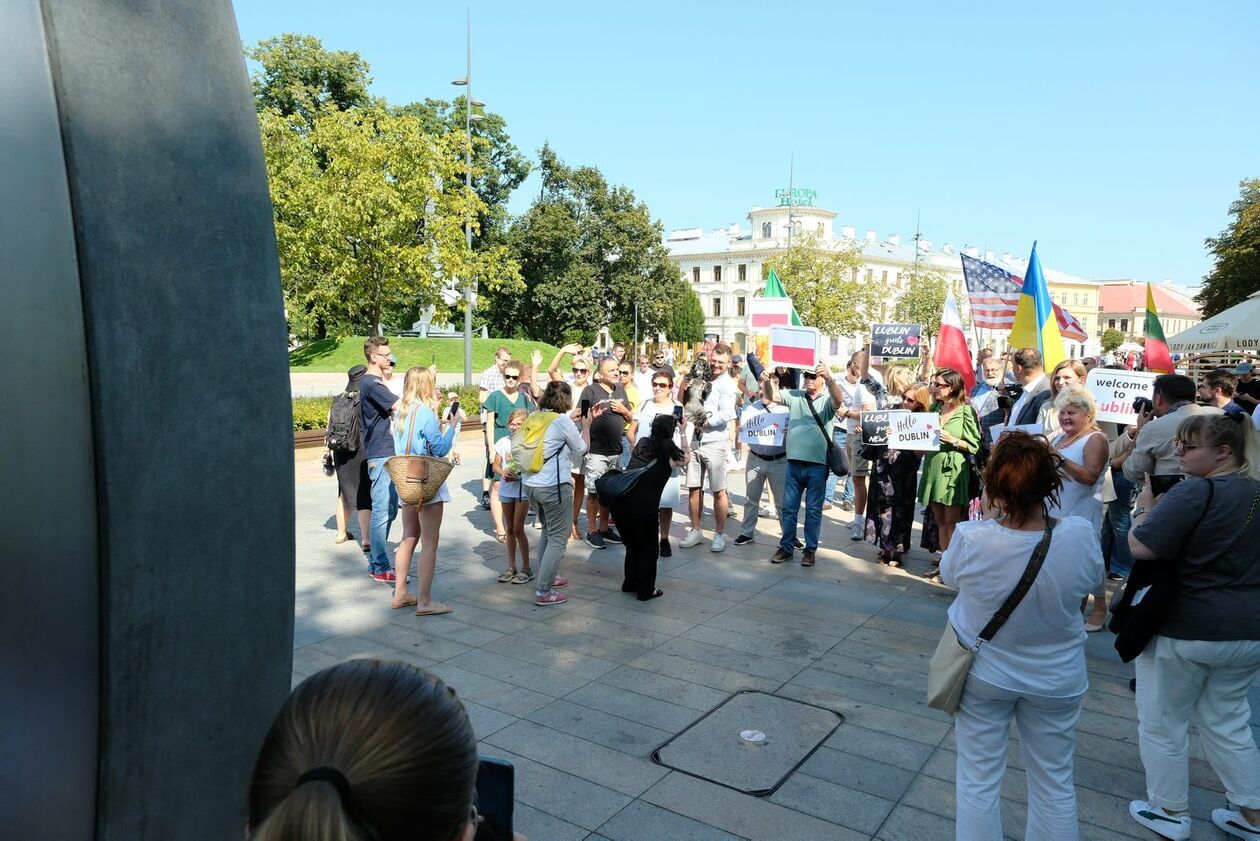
[961,254,1088,342]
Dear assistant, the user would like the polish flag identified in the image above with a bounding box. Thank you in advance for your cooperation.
[933,290,975,392]
[768,325,820,369]
[749,297,794,329]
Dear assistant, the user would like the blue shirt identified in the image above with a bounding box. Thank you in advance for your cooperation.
[393,403,456,458]
[360,375,398,459]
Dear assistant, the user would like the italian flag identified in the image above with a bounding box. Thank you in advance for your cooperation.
[1144,283,1174,373]
[933,289,975,391]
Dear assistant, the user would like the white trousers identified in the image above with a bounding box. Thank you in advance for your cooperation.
[1135,636,1260,812]
[954,676,1084,841]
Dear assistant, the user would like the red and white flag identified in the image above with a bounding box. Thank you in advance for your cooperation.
[749,297,794,330]
[933,289,975,391]
[768,325,820,370]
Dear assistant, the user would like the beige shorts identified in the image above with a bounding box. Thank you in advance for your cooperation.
[583,453,619,493]
[685,440,729,493]
[846,432,871,477]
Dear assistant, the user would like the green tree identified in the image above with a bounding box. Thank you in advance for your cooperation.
[260,105,521,339]
[1198,178,1260,317]
[1101,328,1126,352]
[502,145,681,345]
[668,288,706,343]
[892,263,951,339]
[246,34,372,124]
[763,232,877,336]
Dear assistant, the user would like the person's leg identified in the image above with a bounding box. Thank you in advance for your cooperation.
[511,497,531,573]
[481,429,492,499]
[534,485,572,595]
[767,458,787,529]
[356,508,370,547]
[712,489,728,532]
[391,504,419,606]
[658,508,673,542]
[635,511,661,598]
[571,472,585,538]
[741,456,766,538]
[1014,691,1084,841]
[1183,639,1260,817]
[777,464,804,554]
[954,677,1018,841]
[935,502,963,551]
[802,463,827,552]
[1135,636,1208,813]
[489,479,505,539]
[366,458,395,574]
[335,491,349,539]
[500,500,518,572]
[1107,467,1137,580]
[589,494,608,534]
[415,502,447,611]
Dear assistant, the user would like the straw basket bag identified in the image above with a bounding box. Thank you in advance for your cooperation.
[386,406,454,506]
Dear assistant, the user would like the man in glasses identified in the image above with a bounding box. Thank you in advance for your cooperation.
[651,348,676,380]
[581,357,633,549]
[360,336,402,582]
[477,346,513,510]
[633,354,655,397]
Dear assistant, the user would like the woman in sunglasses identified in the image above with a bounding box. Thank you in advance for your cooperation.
[635,371,689,556]
[482,360,535,545]
[918,368,981,581]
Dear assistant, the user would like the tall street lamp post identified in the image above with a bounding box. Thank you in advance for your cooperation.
[452,12,484,386]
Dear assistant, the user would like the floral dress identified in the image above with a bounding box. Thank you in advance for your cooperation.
[865,447,923,557]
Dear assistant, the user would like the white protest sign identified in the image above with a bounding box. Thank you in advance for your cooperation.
[1086,369,1157,425]
[889,411,941,451]
[738,403,788,447]
[768,325,821,370]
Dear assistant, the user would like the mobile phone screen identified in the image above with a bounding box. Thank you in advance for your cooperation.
[580,398,591,418]
[672,405,684,422]
[474,757,514,841]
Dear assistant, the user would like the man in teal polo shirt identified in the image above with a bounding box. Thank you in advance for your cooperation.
[770,362,844,567]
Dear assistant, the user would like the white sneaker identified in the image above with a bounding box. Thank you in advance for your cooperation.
[711,533,727,553]
[759,504,772,517]
[1213,808,1260,839]
[680,528,703,548]
[850,519,864,541]
[1129,801,1191,840]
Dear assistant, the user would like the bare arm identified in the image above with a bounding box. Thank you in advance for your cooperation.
[1061,432,1108,484]
[548,343,583,382]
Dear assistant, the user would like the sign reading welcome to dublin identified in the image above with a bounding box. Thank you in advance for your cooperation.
[776,187,817,207]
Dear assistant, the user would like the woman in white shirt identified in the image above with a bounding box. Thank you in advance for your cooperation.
[941,431,1104,841]
[635,371,689,556]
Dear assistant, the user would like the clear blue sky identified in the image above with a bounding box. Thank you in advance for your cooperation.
[232,0,1258,288]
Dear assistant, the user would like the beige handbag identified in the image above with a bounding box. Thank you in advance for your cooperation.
[386,407,454,506]
[926,519,1056,715]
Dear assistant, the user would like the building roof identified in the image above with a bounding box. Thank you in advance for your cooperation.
[1098,282,1199,317]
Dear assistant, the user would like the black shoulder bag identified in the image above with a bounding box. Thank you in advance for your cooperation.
[1109,478,1215,662]
[806,395,849,477]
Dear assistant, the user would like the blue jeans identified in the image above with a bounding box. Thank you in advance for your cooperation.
[825,429,854,504]
[780,461,828,553]
[1104,466,1137,579]
[366,457,399,574]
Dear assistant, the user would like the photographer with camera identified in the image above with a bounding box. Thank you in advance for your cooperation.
[1120,375,1222,492]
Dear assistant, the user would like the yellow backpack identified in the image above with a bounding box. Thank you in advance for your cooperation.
[511,411,560,474]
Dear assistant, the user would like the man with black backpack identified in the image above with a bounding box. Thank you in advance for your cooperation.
[361,336,402,583]
[327,365,371,549]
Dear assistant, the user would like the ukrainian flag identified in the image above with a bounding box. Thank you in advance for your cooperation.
[1008,242,1065,371]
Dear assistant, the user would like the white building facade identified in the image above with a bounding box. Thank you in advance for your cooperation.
[664,193,1104,360]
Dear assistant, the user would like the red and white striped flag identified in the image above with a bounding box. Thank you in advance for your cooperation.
[933,289,975,391]
[960,254,1088,342]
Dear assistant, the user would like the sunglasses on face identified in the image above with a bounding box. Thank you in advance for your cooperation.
[652,382,670,388]
[503,375,520,382]
[572,368,588,374]
[801,372,818,380]
[620,370,632,377]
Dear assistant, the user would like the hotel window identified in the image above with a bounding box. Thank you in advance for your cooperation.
[692,267,700,284]
[1121,318,1129,332]
[761,222,772,238]
[736,297,746,317]
[713,265,722,283]
[738,264,747,282]
[712,297,722,317]
[881,271,889,284]
[1073,293,1080,306]
[1108,318,1116,329]
[865,269,874,282]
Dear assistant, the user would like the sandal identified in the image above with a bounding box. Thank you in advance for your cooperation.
[416,601,454,617]
[511,570,535,585]
[497,569,517,583]
[391,594,417,609]
[888,556,902,569]
[495,531,508,544]
[335,532,353,544]
[637,589,664,601]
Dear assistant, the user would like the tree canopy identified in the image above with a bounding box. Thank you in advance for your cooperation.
[1100,328,1126,352]
[669,288,707,344]
[893,263,951,339]
[246,34,372,124]
[763,233,878,337]
[493,145,685,345]
[1197,178,1260,317]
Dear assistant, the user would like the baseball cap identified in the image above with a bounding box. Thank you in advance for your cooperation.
[731,355,744,365]
[1235,362,1255,375]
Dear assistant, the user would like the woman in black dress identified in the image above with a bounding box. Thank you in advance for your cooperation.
[867,381,931,568]
[610,414,686,601]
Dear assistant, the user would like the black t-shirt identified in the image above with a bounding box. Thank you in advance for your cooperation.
[652,363,676,380]
[359,375,397,459]
[616,438,675,515]
[581,382,629,456]
[1235,378,1260,406]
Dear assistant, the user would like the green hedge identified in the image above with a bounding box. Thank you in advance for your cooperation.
[291,384,484,432]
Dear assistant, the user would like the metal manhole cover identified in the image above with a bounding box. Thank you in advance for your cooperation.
[652,690,843,796]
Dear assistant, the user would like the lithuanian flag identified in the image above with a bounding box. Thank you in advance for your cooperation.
[1143,283,1174,373]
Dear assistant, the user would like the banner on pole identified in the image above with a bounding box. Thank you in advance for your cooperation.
[768,325,820,370]
[889,411,941,451]
[870,324,923,359]
[1086,369,1157,425]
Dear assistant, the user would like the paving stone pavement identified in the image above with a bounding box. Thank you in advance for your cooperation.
[292,439,1255,840]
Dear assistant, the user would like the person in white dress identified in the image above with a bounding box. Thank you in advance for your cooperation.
[1047,385,1110,630]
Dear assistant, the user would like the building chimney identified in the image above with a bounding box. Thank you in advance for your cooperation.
[888,233,900,246]
[865,229,877,242]
[964,246,979,257]
[841,225,856,238]
[729,223,740,236]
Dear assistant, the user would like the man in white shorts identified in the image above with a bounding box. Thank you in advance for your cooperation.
[680,344,738,552]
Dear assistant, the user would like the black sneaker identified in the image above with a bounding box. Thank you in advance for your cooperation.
[659,539,672,557]
[604,526,623,544]
[733,534,754,546]
[801,550,816,567]
[770,548,793,564]
[584,531,606,550]
[480,491,491,511]
[793,538,805,550]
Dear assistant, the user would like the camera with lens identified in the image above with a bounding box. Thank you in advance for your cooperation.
[997,382,1024,413]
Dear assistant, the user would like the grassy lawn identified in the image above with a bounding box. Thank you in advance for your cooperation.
[290,336,561,373]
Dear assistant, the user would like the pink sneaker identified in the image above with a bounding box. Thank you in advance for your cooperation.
[534,590,567,606]
[552,576,569,588]
[370,571,396,583]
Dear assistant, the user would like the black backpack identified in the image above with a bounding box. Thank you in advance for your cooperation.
[325,391,362,454]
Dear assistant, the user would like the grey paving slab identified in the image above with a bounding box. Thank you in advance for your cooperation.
[489,636,622,680]
[543,611,680,649]
[461,700,517,740]
[484,719,669,797]
[593,800,747,841]
[479,747,633,832]
[681,622,829,667]
[874,803,955,841]
[699,610,849,651]
[424,662,555,717]
[600,666,732,712]
[627,650,781,694]
[524,698,672,756]
[775,683,952,748]
[446,648,593,697]
[656,636,806,683]
[509,802,589,841]
[564,681,702,733]
[769,772,895,835]
[798,745,919,801]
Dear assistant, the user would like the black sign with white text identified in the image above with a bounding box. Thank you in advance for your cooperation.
[871,324,923,358]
